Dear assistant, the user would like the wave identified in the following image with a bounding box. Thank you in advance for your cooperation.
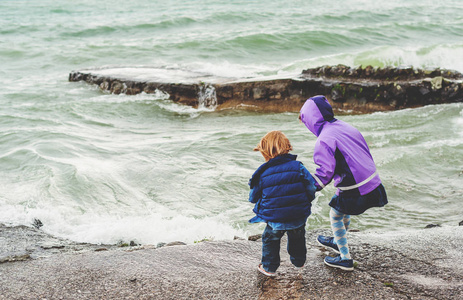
[0,204,246,245]
[60,16,201,38]
[2,0,463,246]
[278,44,463,73]
[133,17,198,30]
[0,25,41,35]
[221,31,362,51]
[60,25,118,38]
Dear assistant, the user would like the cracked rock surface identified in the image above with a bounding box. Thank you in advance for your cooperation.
[1,225,462,299]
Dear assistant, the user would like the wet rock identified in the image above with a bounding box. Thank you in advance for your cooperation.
[140,245,156,250]
[32,218,43,229]
[156,242,167,248]
[0,223,119,260]
[1,227,463,299]
[431,76,443,90]
[248,234,262,241]
[40,243,65,250]
[111,81,124,94]
[330,64,350,76]
[443,83,460,99]
[69,65,463,114]
[99,81,110,90]
[165,241,187,247]
[252,87,265,100]
[303,64,463,80]
[425,224,441,229]
[117,240,140,247]
[364,65,375,77]
[330,85,345,102]
[94,248,108,252]
[0,251,31,263]
[419,86,431,95]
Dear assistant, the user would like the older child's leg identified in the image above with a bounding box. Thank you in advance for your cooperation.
[343,214,351,231]
[261,224,285,273]
[286,225,307,268]
[330,208,351,260]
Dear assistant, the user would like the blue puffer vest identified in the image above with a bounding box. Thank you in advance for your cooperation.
[249,154,313,222]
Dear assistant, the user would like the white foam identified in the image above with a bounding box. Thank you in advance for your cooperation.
[457,108,463,137]
[357,44,463,72]
[279,44,463,73]
[0,201,247,245]
[183,61,265,78]
[81,66,235,85]
[156,100,215,117]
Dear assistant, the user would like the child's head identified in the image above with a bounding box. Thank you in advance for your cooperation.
[254,130,293,161]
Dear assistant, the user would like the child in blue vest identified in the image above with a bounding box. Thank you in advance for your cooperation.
[248,130,316,277]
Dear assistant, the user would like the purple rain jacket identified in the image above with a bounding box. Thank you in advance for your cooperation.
[299,96,382,197]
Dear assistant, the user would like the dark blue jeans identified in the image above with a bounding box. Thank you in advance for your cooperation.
[261,224,307,273]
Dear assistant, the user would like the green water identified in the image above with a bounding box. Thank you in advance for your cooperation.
[0,0,462,244]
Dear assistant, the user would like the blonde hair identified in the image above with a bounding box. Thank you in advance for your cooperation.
[254,131,293,161]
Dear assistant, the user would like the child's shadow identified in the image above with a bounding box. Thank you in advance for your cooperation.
[257,271,304,300]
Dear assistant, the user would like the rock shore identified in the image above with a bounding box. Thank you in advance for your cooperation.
[1,224,462,299]
[69,65,463,113]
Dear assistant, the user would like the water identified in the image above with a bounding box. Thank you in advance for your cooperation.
[0,0,462,245]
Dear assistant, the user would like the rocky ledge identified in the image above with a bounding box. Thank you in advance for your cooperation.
[1,224,462,299]
[69,65,463,113]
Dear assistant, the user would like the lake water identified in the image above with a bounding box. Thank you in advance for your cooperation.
[0,0,462,245]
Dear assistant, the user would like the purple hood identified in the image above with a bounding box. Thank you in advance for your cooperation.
[300,96,381,196]
[300,95,336,137]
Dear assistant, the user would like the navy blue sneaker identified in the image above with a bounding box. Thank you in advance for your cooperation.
[324,255,354,271]
[317,235,339,253]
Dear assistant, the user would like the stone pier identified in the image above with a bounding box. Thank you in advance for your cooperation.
[69,65,463,113]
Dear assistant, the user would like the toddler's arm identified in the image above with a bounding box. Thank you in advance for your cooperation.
[300,164,316,201]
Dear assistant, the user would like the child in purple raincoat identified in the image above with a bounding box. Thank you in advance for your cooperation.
[299,95,388,271]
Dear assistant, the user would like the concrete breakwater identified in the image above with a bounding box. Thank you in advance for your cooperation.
[69,65,463,113]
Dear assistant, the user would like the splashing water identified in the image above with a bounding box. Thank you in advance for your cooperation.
[1,0,463,246]
[198,84,218,109]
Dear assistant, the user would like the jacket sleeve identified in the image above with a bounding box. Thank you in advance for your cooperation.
[248,183,262,203]
[300,164,316,201]
[313,140,336,191]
